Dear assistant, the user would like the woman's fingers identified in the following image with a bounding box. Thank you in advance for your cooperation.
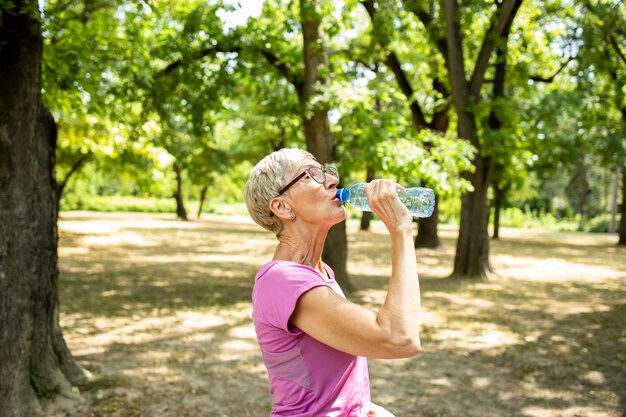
[364,179,412,231]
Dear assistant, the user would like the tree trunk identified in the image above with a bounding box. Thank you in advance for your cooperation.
[414,106,449,249]
[453,161,493,279]
[360,164,375,231]
[609,167,619,233]
[173,161,188,221]
[415,196,441,248]
[617,104,626,246]
[444,0,492,279]
[363,0,445,247]
[55,152,91,210]
[444,0,521,279]
[618,166,626,246]
[197,185,209,219]
[575,164,590,230]
[492,184,504,240]
[300,0,351,292]
[489,31,509,241]
[359,208,374,232]
[0,4,87,415]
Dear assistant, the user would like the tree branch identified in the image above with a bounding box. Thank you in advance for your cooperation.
[259,50,300,88]
[159,44,240,76]
[57,153,92,196]
[444,0,468,103]
[402,0,450,69]
[361,0,428,129]
[529,57,574,83]
[384,53,428,128]
[469,0,523,98]
[608,33,626,68]
[157,42,300,89]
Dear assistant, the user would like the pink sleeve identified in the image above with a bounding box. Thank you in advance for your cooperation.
[254,263,330,334]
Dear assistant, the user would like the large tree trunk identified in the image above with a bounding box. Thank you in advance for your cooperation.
[453,160,493,278]
[300,0,351,292]
[173,161,189,221]
[0,3,87,415]
[618,166,626,246]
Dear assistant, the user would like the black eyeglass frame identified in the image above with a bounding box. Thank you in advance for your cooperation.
[269,165,339,217]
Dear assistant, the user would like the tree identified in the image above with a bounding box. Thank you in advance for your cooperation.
[579,0,626,244]
[299,0,351,291]
[0,2,87,415]
[442,0,523,278]
[42,0,129,208]
[361,0,452,248]
[134,0,353,289]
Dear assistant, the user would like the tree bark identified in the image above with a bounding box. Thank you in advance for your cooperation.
[173,161,189,221]
[0,3,86,415]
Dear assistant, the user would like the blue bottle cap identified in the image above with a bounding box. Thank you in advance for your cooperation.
[336,188,349,202]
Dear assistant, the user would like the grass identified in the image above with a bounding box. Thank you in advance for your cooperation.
[54,211,626,417]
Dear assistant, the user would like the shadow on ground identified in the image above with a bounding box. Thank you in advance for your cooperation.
[55,212,625,417]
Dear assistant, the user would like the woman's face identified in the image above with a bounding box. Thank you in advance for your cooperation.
[281,159,346,226]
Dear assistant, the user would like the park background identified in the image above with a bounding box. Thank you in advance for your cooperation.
[0,0,625,416]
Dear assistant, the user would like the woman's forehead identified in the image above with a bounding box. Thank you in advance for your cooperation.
[295,158,321,171]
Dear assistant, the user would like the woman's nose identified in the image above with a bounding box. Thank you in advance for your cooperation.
[325,174,339,189]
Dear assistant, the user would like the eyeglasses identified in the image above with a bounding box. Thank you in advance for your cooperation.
[278,165,339,195]
[269,165,340,217]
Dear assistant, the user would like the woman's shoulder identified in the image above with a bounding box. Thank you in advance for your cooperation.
[256,260,317,282]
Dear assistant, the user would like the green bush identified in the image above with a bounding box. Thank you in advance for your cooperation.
[497,207,577,231]
[59,195,252,216]
[581,214,622,233]
[61,196,176,213]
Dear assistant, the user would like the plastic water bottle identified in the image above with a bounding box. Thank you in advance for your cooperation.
[336,182,435,218]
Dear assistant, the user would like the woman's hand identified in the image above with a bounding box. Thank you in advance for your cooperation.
[368,402,396,417]
[364,179,413,234]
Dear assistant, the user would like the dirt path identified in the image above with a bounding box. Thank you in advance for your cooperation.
[51,212,626,417]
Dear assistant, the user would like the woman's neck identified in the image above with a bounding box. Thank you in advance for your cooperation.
[273,226,328,271]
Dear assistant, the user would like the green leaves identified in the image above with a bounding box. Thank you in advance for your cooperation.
[40,0,624,224]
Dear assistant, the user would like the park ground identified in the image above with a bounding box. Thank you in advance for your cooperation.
[50,211,625,417]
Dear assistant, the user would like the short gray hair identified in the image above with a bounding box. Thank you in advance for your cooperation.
[244,148,315,236]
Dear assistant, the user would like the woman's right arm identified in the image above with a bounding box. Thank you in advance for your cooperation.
[290,180,421,359]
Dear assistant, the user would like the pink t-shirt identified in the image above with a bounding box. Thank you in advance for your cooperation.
[252,260,371,417]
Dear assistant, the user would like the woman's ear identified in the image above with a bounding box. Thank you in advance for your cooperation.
[269,197,294,220]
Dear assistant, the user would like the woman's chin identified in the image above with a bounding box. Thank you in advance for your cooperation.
[333,206,348,223]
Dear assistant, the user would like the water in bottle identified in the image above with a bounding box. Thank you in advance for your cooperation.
[336,182,435,218]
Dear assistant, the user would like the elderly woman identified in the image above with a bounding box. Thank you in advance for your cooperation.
[244,148,421,417]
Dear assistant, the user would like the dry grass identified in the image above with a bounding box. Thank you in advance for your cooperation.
[53,211,626,417]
